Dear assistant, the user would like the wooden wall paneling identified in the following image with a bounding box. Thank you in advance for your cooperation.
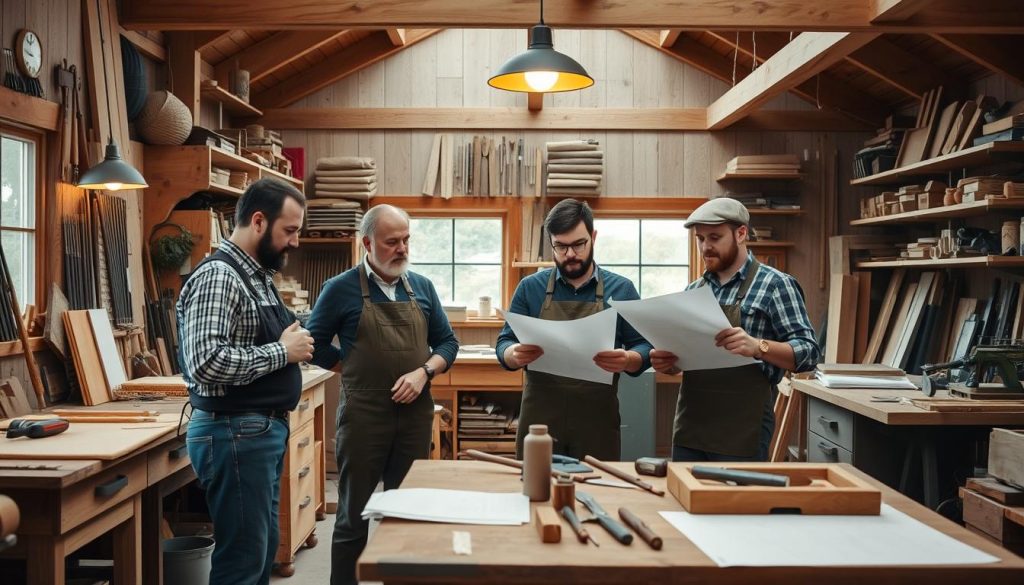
[550,29,582,109]
[488,28,518,108]
[332,74,360,107]
[657,132,684,197]
[436,78,462,107]
[383,48,414,195]
[436,29,463,79]
[606,31,634,108]
[825,273,858,363]
[166,32,201,125]
[462,29,491,108]
[631,44,658,196]
[708,131,735,199]
[578,29,607,109]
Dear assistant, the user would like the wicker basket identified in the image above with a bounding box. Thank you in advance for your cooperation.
[137,91,193,146]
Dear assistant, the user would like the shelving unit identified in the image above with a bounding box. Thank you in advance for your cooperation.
[852,198,1024,226]
[717,172,801,181]
[748,241,796,248]
[850,141,1024,186]
[299,237,355,245]
[855,256,1024,269]
[200,80,264,117]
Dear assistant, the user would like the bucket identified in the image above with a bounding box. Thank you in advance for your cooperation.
[162,536,215,585]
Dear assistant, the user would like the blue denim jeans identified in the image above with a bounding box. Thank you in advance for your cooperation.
[187,409,290,585]
[672,395,776,462]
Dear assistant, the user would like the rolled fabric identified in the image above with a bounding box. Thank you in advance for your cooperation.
[544,158,605,165]
[549,173,602,181]
[547,179,600,188]
[315,182,378,193]
[547,164,604,173]
[314,175,377,184]
[547,140,599,152]
[314,169,378,177]
[548,151,603,159]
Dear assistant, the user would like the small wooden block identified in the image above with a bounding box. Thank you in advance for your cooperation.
[534,506,561,543]
[966,477,1024,505]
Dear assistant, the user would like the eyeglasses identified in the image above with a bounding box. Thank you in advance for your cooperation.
[551,238,589,255]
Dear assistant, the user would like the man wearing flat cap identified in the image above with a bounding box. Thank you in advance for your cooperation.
[650,197,820,462]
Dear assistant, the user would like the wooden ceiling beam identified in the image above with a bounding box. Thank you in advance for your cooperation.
[929,34,1024,87]
[659,30,682,48]
[707,32,879,130]
[255,107,869,132]
[871,0,937,22]
[119,27,167,62]
[193,30,233,51]
[251,29,441,109]
[651,30,888,127]
[845,37,952,99]
[120,0,1024,33]
[213,30,347,84]
[386,28,407,46]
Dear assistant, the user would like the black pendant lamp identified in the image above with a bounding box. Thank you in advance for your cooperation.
[488,0,593,93]
[77,0,148,191]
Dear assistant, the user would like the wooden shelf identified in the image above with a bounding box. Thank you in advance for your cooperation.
[201,80,263,117]
[717,172,801,181]
[749,208,804,216]
[855,256,1024,269]
[298,237,355,244]
[748,241,795,247]
[512,261,554,268]
[207,183,245,197]
[850,141,1024,186]
[450,319,505,328]
[851,198,1024,226]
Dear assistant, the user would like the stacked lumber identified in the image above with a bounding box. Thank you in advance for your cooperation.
[456,395,519,457]
[314,156,377,201]
[546,140,603,197]
[893,90,1000,169]
[975,104,1024,147]
[115,376,189,399]
[304,198,363,238]
[854,115,912,178]
[958,474,1024,555]
[275,276,312,313]
[723,154,800,177]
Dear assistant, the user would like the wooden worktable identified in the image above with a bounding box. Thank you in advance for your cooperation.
[358,460,1024,584]
[0,366,335,585]
[790,379,1024,426]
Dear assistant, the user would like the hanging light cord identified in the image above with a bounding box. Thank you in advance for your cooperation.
[539,0,545,24]
[95,0,116,146]
[731,32,739,86]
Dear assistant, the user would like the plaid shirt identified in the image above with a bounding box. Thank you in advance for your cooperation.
[688,252,820,384]
[176,239,289,397]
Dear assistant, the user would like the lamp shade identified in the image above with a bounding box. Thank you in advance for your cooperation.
[77,139,148,191]
[488,24,593,93]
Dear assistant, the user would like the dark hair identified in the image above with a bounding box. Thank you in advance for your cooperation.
[545,198,593,236]
[234,178,306,227]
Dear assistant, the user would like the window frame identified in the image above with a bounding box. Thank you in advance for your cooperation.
[408,216,504,313]
[0,123,45,309]
[592,217,692,297]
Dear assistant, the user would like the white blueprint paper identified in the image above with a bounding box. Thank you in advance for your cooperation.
[362,488,530,525]
[659,504,999,567]
[609,287,756,371]
[501,308,617,385]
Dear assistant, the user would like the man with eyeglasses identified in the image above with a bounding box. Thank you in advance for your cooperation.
[497,198,652,460]
[650,197,820,462]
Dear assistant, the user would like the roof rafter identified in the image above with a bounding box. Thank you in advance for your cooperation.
[213,30,348,84]
[929,34,1024,87]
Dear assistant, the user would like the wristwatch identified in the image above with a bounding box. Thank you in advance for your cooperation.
[421,363,436,380]
[757,338,770,358]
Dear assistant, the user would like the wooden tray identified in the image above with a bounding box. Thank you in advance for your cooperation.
[668,463,881,515]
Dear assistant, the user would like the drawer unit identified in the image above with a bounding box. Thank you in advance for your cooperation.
[147,438,191,486]
[61,455,148,534]
[807,397,854,451]
[289,382,324,430]
[450,366,522,387]
[807,431,853,464]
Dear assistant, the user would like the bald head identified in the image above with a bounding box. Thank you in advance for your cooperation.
[361,204,411,281]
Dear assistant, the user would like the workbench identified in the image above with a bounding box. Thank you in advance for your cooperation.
[790,379,1024,510]
[357,460,1024,584]
[0,366,335,584]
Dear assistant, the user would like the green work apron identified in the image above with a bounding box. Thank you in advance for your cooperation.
[672,258,773,458]
[515,269,620,461]
[331,264,433,585]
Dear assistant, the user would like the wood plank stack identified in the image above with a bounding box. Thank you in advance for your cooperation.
[959,473,1024,555]
[457,395,518,457]
[546,140,603,197]
[314,156,377,201]
[275,276,313,313]
[894,90,1000,168]
[976,106,1024,146]
[723,154,800,177]
[304,198,363,238]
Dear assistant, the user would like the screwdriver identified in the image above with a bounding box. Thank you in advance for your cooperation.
[561,506,598,547]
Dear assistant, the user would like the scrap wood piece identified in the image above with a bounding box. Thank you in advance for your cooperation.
[910,399,1024,413]
[863,269,906,364]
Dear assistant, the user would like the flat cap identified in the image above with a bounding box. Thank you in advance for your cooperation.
[684,197,750,228]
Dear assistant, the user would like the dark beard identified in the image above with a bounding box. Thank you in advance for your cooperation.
[256,228,287,271]
[705,236,739,271]
[556,252,593,280]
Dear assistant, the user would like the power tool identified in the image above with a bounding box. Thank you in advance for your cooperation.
[4,418,70,439]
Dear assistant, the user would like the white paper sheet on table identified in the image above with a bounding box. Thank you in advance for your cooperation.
[659,504,999,567]
[501,309,617,385]
[609,287,756,371]
[362,488,530,525]
[815,372,918,390]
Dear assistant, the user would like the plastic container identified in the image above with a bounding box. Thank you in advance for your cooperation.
[523,424,553,501]
[162,536,215,585]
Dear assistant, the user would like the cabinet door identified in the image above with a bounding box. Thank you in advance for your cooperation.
[754,250,786,272]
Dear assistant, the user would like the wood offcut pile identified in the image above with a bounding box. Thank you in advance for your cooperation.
[314,156,377,201]
[304,199,363,238]
[722,154,800,178]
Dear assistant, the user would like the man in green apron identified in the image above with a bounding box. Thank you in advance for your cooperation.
[651,198,820,462]
[497,199,652,461]
[305,204,459,585]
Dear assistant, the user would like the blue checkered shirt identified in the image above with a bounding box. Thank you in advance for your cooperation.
[687,252,820,384]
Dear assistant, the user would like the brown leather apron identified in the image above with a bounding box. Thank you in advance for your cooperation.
[515,269,620,461]
[672,258,772,458]
[332,264,433,585]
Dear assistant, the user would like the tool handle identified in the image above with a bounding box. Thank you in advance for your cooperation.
[690,465,790,487]
[583,455,665,496]
[618,508,662,550]
[463,449,523,470]
[561,506,589,543]
[597,514,633,545]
